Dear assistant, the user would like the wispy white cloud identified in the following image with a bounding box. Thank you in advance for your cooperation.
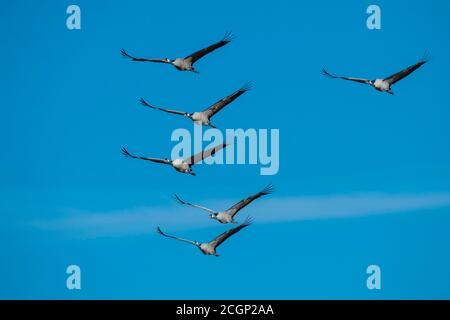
[30,192,450,237]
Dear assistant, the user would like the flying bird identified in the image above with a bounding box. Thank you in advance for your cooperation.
[174,184,273,224]
[156,216,253,257]
[121,32,233,73]
[139,83,251,128]
[121,143,228,175]
[322,55,428,94]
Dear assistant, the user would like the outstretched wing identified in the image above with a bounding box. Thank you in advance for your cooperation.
[384,57,428,85]
[156,227,199,248]
[185,143,228,165]
[174,194,216,214]
[227,184,274,217]
[184,32,233,64]
[121,147,171,164]
[140,98,188,116]
[209,216,253,249]
[322,69,373,85]
[203,83,251,118]
[121,49,169,63]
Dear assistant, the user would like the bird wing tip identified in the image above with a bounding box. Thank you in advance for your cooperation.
[120,49,130,58]
[139,98,149,106]
[174,194,184,204]
[243,216,254,226]
[223,31,234,42]
[322,68,332,77]
[121,147,133,158]
[421,51,430,63]
[263,183,275,195]
[241,82,253,91]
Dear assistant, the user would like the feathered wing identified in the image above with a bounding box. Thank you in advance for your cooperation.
[322,69,373,85]
[184,32,233,64]
[174,194,216,214]
[121,49,170,63]
[140,98,188,116]
[121,147,171,165]
[209,217,253,250]
[384,57,428,85]
[203,83,251,118]
[226,184,274,217]
[156,227,199,247]
[185,143,228,165]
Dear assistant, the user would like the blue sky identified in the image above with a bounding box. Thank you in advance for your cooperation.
[1,0,450,299]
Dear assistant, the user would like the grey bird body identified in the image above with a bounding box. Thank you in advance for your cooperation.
[121,32,233,73]
[172,58,194,71]
[174,184,273,224]
[323,55,428,95]
[139,83,251,128]
[121,143,228,176]
[157,217,253,256]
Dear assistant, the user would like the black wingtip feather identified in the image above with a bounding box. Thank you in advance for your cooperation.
[261,183,274,195]
[242,216,254,226]
[241,81,253,92]
[121,49,131,59]
[420,51,430,64]
[322,68,337,78]
[121,147,134,158]
[139,98,152,108]
[223,31,234,43]
[174,194,185,205]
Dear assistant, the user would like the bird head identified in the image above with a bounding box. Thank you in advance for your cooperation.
[163,58,172,63]
[209,214,217,219]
